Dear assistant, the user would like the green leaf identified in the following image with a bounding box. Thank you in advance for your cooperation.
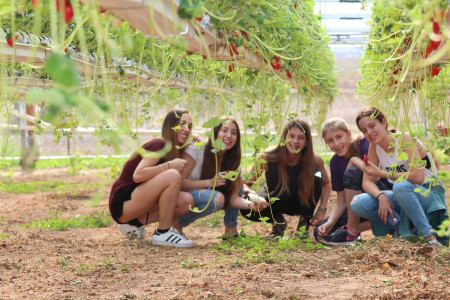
[202,117,224,129]
[397,151,408,161]
[178,0,204,20]
[44,54,80,87]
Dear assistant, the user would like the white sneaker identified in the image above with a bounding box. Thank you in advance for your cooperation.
[151,228,194,248]
[118,224,147,240]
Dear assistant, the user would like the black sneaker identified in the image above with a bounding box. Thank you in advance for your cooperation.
[318,225,361,246]
[295,216,310,239]
[268,214,287,238]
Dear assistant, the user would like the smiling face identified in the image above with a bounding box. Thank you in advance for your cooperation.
[357,116,389,145]
[218,121,238,151]
[324,128,352,157]
[285,127,307,154]
[176,113,192,145]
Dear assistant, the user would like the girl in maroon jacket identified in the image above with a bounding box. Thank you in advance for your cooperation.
[109,109,194,247]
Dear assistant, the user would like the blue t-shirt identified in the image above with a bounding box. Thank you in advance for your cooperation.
[330,138,369,192]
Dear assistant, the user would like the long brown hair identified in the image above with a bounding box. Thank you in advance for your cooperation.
[162,108,190,161]
[321,117,362,159]
[266,119,316,207]
[356,106,388,131]
[200,118,241,208]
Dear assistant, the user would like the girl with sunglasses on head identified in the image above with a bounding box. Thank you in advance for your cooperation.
[109,109,195,247]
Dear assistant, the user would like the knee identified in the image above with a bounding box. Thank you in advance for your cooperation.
[343,166,363,190]
[214,192,225,207]
[393,181,414,202]
[350,194,369,215]
[180,192,194,207]
[163,169,182,183]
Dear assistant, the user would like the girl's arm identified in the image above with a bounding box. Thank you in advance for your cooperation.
[347,156,364,170]
[318,191,347,235]
[311,153,331,226]
[361,144,394,223]
[180,152,225,190]
[133,156,174,183]
[243,152,268,192]
[363,133,425,185]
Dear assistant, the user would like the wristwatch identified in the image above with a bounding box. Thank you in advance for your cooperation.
[317,207,327,213]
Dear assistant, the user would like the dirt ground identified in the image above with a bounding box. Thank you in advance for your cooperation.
[0,168,449,300]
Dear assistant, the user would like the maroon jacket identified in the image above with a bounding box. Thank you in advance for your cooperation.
[109,138,166,210]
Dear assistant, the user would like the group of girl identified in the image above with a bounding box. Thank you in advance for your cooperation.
[109,107,448,248]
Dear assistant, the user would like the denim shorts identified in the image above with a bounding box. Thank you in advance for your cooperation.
[178,189,238,227]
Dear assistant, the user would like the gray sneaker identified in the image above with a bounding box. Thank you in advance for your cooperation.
[118,224,147,240]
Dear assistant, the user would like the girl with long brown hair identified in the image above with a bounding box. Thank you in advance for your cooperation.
[177,118,268,237]
[109,109,194,247]
[242,119,331,237]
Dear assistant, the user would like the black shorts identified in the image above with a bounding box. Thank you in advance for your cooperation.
[110,185,137,223]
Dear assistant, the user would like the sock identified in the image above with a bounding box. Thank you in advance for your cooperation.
[128,219,143,227]
[155,228,170,234]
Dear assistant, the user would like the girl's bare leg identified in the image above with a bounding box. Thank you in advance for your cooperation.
[345,188,361,234]
[119,169,181,229]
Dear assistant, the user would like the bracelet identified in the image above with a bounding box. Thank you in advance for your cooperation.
[167,162,170,169]
[376,192,385,200]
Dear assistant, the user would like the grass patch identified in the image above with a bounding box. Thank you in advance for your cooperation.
[199,210,224,228]
[23,211,112,231]
[214,228,327,264]
[0,156,126,170]
[0,233,10,239]
[0,181,97,194]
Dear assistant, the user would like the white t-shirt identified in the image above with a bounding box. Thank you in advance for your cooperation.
[184,145,205,180]
[376,136,436,184]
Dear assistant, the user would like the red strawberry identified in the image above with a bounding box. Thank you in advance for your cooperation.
[286,71,292,79]
[195,17,203,21]
[275,61,281,70]
[430,39,441,50]
[393,69,399,75]
[202,55,207,60]
[363,155,369,164]
[99,8,107,13]
[6,33,14,48]
[397,48,403,54]
[64,3,74,23]
[274,55,280,62]
[228,64,234,72]
[432,21,440,34]
[31,0,41,9]
[263,58,267,63]
[255,51,260,55]
[425,44,434,57]
[431,66,440,77]
[241,31,249,40]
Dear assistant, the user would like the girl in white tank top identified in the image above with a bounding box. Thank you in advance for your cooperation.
[354,107,447,246]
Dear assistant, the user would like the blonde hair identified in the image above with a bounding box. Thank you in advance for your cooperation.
[321,117,362,159]
[321,117,351,139]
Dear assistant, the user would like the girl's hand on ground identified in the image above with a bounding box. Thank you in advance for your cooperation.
[362,161,383,177]
[251,200,268,211]
[169,158,187,172]
[310,211,326,226]
[378,195,394,223]
[208,174,226,188]
[318,221,333,236]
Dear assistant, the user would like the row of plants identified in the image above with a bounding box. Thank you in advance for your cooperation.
[0,0,337,165]
[358,0,449,134]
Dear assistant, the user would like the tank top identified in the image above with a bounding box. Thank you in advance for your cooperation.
[265,161,322,217]
[375,136,437,184]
